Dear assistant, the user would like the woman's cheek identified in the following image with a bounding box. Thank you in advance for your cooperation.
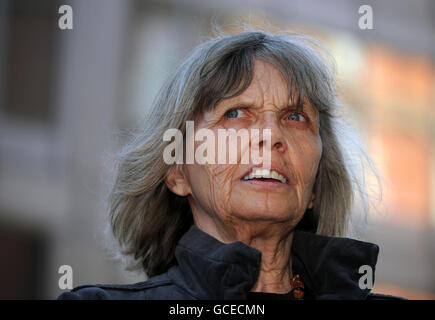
[289,134,321,186]
[206,164,238,211]
[302,137,322,183]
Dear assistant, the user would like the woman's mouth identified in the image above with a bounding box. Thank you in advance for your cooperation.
[241,168,287,184]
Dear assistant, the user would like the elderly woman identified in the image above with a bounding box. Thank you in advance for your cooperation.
[58,30,400,300]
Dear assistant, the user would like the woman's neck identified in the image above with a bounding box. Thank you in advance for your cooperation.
[193,216,295,294]
[246,231,294,293]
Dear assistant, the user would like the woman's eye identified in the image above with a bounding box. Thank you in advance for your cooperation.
[287,112,306,122]
[225,108,243,118]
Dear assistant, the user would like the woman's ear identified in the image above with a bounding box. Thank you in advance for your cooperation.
[165,164,191,197]
[307,193,315,209]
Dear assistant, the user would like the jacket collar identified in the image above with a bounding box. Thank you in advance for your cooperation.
[167,225,379,300]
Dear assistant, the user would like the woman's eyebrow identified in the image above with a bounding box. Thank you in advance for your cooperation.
[285,103,303,110]
[215,96,315,114]
[214,99,257,112]
[288,97,318,113]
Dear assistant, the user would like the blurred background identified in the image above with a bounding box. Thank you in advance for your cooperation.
[0,0,434,299]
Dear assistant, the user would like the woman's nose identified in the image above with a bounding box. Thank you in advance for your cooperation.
[256,113,287,153]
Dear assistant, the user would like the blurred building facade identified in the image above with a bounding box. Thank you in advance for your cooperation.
[0,0,434,299]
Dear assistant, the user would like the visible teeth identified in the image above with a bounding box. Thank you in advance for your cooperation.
[253,168,263,176]
[242,169,287,183]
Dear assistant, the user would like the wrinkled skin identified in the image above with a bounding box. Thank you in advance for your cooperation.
[166,59,322,293]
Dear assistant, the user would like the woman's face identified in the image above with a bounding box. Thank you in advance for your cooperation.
[167,59,322,236]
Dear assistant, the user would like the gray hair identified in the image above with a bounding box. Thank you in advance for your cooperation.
[108,30,380,277]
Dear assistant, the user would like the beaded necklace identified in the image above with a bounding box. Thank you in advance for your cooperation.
[290,274,305,299]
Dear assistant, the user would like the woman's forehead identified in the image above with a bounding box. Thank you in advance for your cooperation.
[216,79,318,117]
[217,59,313,111]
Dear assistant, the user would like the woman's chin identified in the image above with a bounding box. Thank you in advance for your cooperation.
[231,206,297,223]
[238,178,291,192]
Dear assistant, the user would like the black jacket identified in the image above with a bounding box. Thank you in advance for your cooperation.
[58,225,402,300]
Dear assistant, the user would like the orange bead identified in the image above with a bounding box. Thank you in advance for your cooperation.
[293,280,304,289]
[293,289,304,299]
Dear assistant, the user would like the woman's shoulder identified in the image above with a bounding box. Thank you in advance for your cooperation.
[366,293,407,300]
[56,273,180,300]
